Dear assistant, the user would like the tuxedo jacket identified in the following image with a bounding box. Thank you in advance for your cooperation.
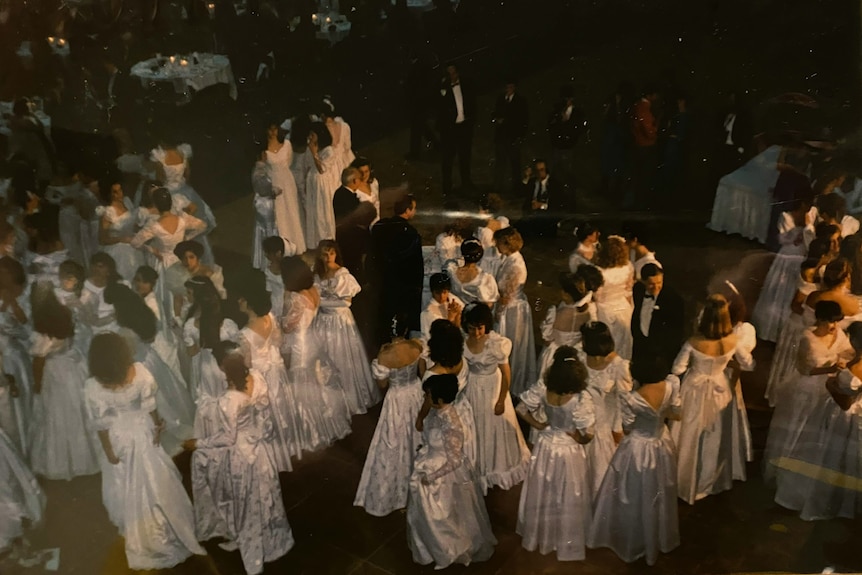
[631,282,685,373]
[438,79,476,130]
[333,185,361,226]
[521,175,564,213]
[493,92,528,141]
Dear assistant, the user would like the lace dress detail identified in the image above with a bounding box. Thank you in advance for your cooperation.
[595,263,634,359]
[495,251,537,396]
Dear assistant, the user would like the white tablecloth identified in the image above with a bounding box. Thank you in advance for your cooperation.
[130,54,238,101]
[708,145,782,244]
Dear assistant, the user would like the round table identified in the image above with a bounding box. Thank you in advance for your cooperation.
[130,53,238,104]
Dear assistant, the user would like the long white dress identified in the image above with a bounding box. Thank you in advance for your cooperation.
[184,318,240,437]
[595,263,634,360]
[773,367,861,520]
[422,363,477,467]
[84,365,205,570]
[764,286,817,406]
[354,355,424,516]
[536,301,597,382]
[240,319,299,469]
[265,143,307,254]
[290,148,311,210]
[191,387,294,575]
[750,213,807,342]
[407,404,496,569]
[463,332,531,492]
[668,342,736,504]
[29,334,100,480]
[495,252,537,397]
[730,322,755,481]
[567,242,596,273]
[280,291,352,454]
[588,377,681,566]
[251,160,279,270]
[764,328,854,484]
[581,353,633,494]
[445,261,500,306]
[0,426,45,553]
[304,146,339,247]
[517,382,595,561]
[97,199,145,283]
[150,144,217,264]
[313,268,379,415]
[330,117,356,174]
[265,268,285,324]
[0,297,34,456]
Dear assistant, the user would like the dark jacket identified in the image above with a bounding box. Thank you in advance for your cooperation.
[548,100,585,150]
[438,79,476,131]
[631,282,685,374]
[493,92,528,141]
[333,185,361,226]
[521,175,565,214]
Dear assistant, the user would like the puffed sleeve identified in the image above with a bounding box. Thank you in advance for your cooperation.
[172,193,191,213]
[671,342,693,376]
[136,364,158,413]
[371,359,391,382]
[540,306,557,343]
[334,268,361,298]
[518,380,547,412]
[221,319,240,343]
[490,333,513,364]
[570,391,596,435]
[84,379,110,431]
[177,143,193,159]
[842,215,860,237]
[620,391,638,430]
[149,147,165,163]
[181,212,207,239]
[210,266,227,299]
[734,322,757,372]
[666,374,682,419]
[29,333,62,357]
[280,294,304,334]
[478,271,500,304]
[129,221,156,249]
[182,318,197,347]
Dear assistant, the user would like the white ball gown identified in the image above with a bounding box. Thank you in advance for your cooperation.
[588,377,681,566]
[0,297,34,456]
[304,146,339,248]
[445,261,500,306]
[96,198,145,283]
[764,288,816,407]
[462,331,530,492]
[0,426,45,553]
[516,381,595,561]
[251,161,279,269]
[183,318,240,437]
[494,251,537,397]
[750,213,807,342]
[536,300,596,381]
[312,268,379,415]
[191,383,294,575]
[84,364,205,570]
[354,354,424,517]
[595,263,634,360]
[29,333,100,480]
[407,404,497,569]
[265,143,307,254]
[422,363,478,468]
[729,321,756,481]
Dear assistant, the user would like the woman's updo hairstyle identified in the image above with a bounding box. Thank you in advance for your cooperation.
[427,319,463,368]
[814,299,844,324]
[544,345,588,395]
[822,258,851,289]
[460,238,484,264]
[697,294,733,340]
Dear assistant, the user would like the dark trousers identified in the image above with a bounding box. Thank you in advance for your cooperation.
[441,122,473,195]
[494,137,521,192]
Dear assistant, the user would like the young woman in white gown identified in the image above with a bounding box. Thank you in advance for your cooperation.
[150,142,217,263]
[594,235,634,360]
[434,219,473,270]
[85,333,205,570]
[567,222,600,273]
[0,424,45,556]
[771,320,862,520]
[132,265,186,390]
[0,257,34,455]
[106,283,196,457]
[515,346,595,561]
[461,303,530,493]
[475,194,508,277]
[493,227,536,397]
[185,348,294,575]
[262,236,295,321]
[237,277,299,469]
[722,284,756,482]
[407,373,496,569]
[588,359,681,566]
[183,277,239,434]
[264,123,306,254]
[445,239,499,307]
[354,314,424,517]
[322,99,355,174]
[537,268,597,374]
[251,158,279,269]
[669,294,739,504]
[764,300,854,484]
[303,123,340,248]
[96,181,144,283]
[79,252,121,340]
[578,321,633,494]
[278,255,352,454]
[312,240,378,415]
[29,284,100,480]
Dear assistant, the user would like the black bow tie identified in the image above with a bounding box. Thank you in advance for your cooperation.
[644,294,655,300]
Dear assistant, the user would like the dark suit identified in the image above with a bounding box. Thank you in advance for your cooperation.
[333,185,361,225]
[438,79,476,195]
[493,91,528,191]
[518,175,563,238]
[631,282,685,376]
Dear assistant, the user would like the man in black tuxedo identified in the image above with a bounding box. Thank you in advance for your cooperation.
[333,166,372,283]
[438,64,476,198]
[333,166,362,224]
[631,263,685,376]
[493,79,528,193]
[518,159,563,238]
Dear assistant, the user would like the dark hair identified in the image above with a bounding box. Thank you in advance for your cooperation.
[280,255,314,292]
[135,265,158,286]
[263,236,288,256]
[697,294,733,339]
[0,257,26,287]
[581,321,615,356]
[427,319,463,368]
[152,187,173,213]
[237,272,272,316]
[493,227,524,253]
[460,238,484,263]
[174,240,204,261]
[575,264,604,292]
[320,97,337,118]
[800,258,820,273]
[59,259,85,286]
[12,98,29,117]
[544,346,587,394]
[462,303,494,333]
[89,332,133,385]
[622,222,650,246]
[217,346,250,391]
[640,263,664,281]
[213,340,241,365]
[815,299,844,323]
[422,373,459,404]
[630,355,669,385]
[816,193,847,221]
[559,271,588,302]
[393,194,416,217]
[309,122,333,149]
[822,258,851,289]
[387,312,411,342]
[98,179,120,205]
[90,252,121,284]
[185,276,224,349]
[807,237,831,262]
[814,221,841,241]
[429,272,451,293]
[31,283,74,339]
[574,222,598,243]
[847,321,862,351]
[313,239,343,278]
[444,218,474,242]
[350,156,371,170]
[104,282,157,342]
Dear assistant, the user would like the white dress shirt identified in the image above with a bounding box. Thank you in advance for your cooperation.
[640,293,658,336]
[420,294,465,341]
[452,84,465,124]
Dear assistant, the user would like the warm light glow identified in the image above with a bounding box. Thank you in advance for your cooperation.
[57,38,66,46]
[47,36,55,44]
[169,55,176,63]
[180,59,189,66]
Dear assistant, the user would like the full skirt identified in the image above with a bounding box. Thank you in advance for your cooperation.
[496,297,537,397]
[765,312,810,407]
[0,428,45,552]
[750,253,805,342]
[596,300,633,360]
